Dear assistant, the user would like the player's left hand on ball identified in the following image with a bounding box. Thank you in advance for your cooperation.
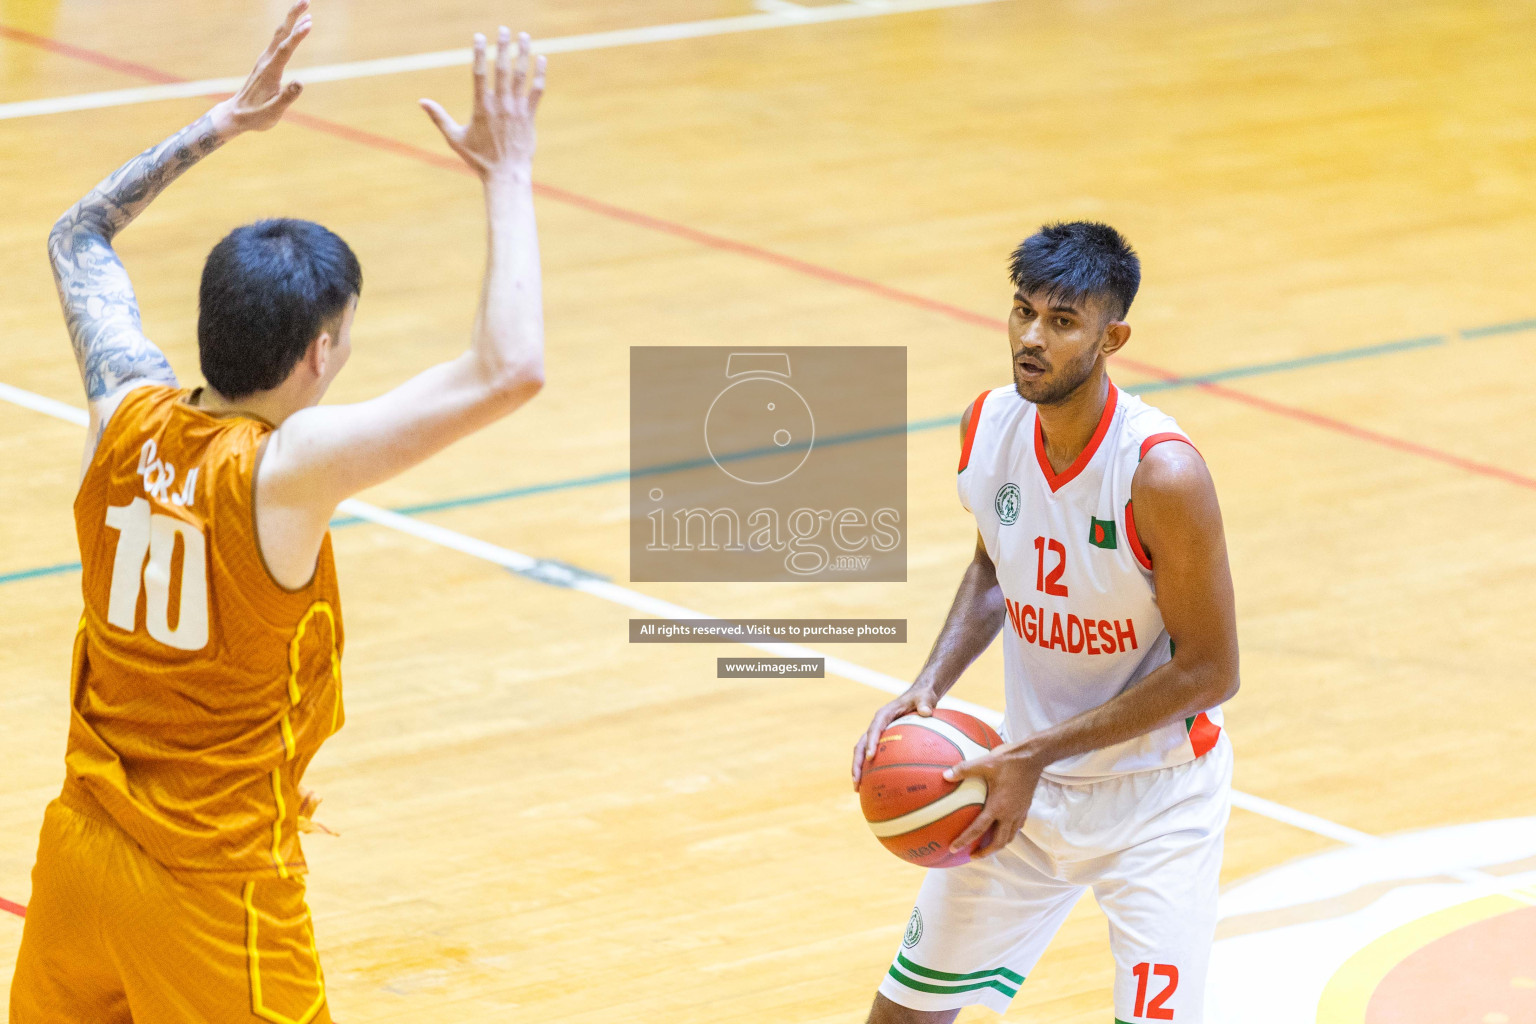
[943,748,1045,859]
[213,0,311,134]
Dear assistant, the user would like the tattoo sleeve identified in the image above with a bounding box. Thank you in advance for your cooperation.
[48,112,229,401]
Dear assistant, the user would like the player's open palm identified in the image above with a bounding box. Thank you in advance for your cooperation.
[421,27,547,181]
[215,0,311,133]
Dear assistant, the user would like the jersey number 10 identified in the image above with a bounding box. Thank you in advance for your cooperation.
[103,497,209,651]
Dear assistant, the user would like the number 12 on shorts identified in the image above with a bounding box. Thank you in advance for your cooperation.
[1130,961,1178,1020]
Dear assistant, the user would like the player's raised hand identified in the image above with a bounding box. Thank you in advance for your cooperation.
[851,685,939,790]
[942,747,1045,859]
[420,27,546,182]
[211,0,311,134]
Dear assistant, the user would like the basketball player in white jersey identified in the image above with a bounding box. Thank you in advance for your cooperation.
[851,222,1238,1023]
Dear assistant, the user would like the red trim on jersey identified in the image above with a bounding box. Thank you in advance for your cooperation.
[1124,499,1153,570]
[1122,434,1200,569]
[1188,712,1222,758]
[957,389,992,473]
[1139,431,1200,462]
[1034,385,1119,493]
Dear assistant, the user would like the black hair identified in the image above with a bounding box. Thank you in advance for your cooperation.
[1008,221,1140,321]
[198,218,362,399]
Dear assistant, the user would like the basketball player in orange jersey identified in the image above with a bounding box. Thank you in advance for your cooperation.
[9,5,547,1021]
[851,223,1240,1022]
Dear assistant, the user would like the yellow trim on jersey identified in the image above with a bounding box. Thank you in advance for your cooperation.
[269,601,342,875]
[243,880,327,1024]
[287,601,337,707]
[327,653,342,736]
[269,769,289,880]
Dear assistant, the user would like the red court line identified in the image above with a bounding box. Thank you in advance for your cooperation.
[0,896,24,918]
[0,24,180,84]
[7,23,1536,495]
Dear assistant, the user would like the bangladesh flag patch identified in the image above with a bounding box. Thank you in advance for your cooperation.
[1089,517,1117,549]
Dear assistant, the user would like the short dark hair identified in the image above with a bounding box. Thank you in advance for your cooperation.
[198,218,362,399]
[1008,221,1140,321]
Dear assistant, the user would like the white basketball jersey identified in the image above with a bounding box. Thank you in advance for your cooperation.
[957,382,1224,779]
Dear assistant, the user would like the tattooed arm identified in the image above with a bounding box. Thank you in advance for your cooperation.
[47,116,218,403]
[50,0,313,467]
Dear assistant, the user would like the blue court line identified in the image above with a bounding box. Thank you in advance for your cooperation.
[1124,335,1447,393]
[5,316,1533,587]
[1460,317,1536,339]
[0,561,84,585]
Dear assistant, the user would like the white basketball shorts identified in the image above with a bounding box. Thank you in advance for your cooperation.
[878,734,1231,1021]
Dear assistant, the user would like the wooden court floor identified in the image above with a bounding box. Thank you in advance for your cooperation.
[3,0,1536,1020]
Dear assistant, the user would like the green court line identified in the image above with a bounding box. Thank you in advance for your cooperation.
[1460,317,1536,339]
[5,318,1532,587]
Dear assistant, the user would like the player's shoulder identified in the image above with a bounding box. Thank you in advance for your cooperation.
[962,384,1022,418]
[959,384,1021,443]
[1114,388,1209,491]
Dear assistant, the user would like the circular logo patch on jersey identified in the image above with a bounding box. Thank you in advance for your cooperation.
[995,483,1021,525]
[903,908,923,948]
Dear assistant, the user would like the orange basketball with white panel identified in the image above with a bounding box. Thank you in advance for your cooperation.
[858,709,1003,868]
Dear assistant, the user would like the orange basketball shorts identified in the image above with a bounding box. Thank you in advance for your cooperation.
[9,798,330,1024]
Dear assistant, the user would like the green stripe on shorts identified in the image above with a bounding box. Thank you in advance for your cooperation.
[895,952,1025,985]
[887,965,1020,998]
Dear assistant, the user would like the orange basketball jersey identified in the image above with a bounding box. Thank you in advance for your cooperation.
[63,384,344,879]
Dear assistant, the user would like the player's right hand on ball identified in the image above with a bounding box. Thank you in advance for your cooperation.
[851,686,938,790]
[420,27,546,181]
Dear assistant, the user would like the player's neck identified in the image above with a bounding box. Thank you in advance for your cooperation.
[1034,372,1111,476]
[193,384,298,428]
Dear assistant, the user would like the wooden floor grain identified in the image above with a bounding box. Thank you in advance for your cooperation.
[3,0,1535,1019]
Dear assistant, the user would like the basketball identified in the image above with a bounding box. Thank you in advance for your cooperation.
[859,709,1003,869]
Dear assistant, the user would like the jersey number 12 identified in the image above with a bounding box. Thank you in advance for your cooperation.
[103,497,209,651]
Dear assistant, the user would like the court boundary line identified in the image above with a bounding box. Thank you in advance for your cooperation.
[0,382,1409,927]
[6,20,1536,498]
[0,0,1012,122]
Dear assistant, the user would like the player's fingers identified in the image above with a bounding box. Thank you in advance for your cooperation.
[260,80,303,117]
[861,720,884,762]
[269,0,308,53]
[942,755,984,782]
[528,54,547,114]
[950,812,994,853]
[494,26,512,97]
[260,18,309,84]
[975,820,1013,859]
[276,15,311,60]
[471,33,488,110]
[862,707,899,762]
[512,31,531,101]
[419,98,462,141]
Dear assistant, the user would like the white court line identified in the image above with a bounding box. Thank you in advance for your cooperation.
[0,0,1012,123]
[1,380,1393,853]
